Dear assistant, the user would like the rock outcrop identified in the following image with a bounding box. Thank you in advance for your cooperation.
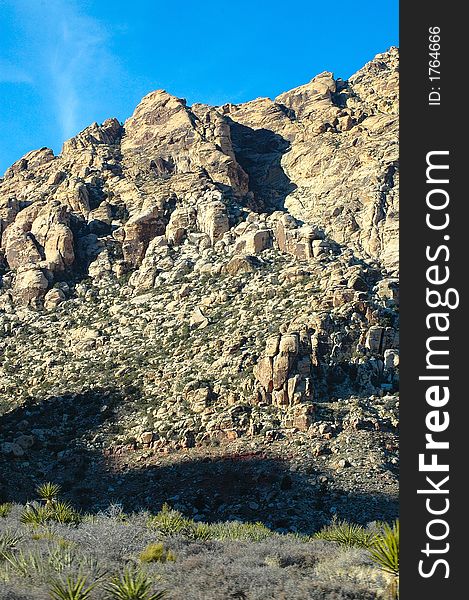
[0,48,399,456]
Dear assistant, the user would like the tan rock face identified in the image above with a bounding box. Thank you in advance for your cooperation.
[227,47,399,272]
[122,205,166,267]
[254,332,313,407]
[0,48,398,307]
[13,267,49,307]
[44,287,66,310]
[121,90,248,195]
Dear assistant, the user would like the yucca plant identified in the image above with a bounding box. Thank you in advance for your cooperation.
[49,574,98,600]
[314,517,376,548]
[37,482,61,506]
[20,501,81,526]
[187,523,213,541]
[148,505,193,537]
[0,531,22,557]
[47,545,76,573]
[51,502,81,525]
[218,521,272,542]
[2,549,46,578]
[105,568,167,600]
[0,502,12,517]
[370,520,399,576]
[20,504,50,526]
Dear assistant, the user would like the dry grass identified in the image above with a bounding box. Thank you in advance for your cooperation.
[0,502,394,599]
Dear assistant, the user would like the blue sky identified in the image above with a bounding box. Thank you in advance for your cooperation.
[0,0,398,174]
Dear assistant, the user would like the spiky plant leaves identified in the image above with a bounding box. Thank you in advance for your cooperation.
[36,482,61,504]
[370,520,399,576]
[105,568,167,600]
[20,501,81,526]
[0,502,13,517]
[51,502,81,525]
[314,517,376,548]
[49,574,98,600]
[20,504,50,526]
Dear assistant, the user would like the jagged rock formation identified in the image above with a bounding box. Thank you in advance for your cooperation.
[0,49,399,508]
[0,47,398,304]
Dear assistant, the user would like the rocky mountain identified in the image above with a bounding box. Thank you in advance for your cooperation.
[0,48,399,526]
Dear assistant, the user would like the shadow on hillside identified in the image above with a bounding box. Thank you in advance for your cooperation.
[0,388,397,533]
[227,119,297,212]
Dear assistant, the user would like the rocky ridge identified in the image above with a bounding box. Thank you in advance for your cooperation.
[0,49,399,524]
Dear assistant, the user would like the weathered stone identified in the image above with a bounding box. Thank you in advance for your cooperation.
[122,206,165,267]
[272,354,290,390]
[13,267,49,307]
[197,200,230,244]
[253,357,273,391]
[279,334,299,354]
[141,431,154,445]
[166,206,197,244]
[44,288,66,310]
[292,404,315,431]
[265,335,280,357]
[365,326,384,353]
[189,307,209,329]
[223,255,261,275]
[384,349,399,369]
[376,278,399,304]
[333,289,356,307]
[234,229,272,255]
[186,387,211,412]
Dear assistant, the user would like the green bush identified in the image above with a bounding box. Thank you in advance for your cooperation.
[188,523,213,541]
[52,502,82,525]
[1,548,51,579]
[139,543,176,563]
[20,504,50,526]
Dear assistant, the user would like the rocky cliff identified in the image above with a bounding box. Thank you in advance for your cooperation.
[0,49,399,519]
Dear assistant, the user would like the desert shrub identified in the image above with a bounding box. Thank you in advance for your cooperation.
[52,502,82,525]
[0,503,12,517]
[20,502,81,526]
[1,549,48,579]
[148,506,274,542]
[105,567,167,599]
[99,503,128,522]
[139,543,176,563]
[209,521,273,542]
[314,518,376,549]
[369,520,399,576]
[147,505,194,537]
[1,544,75,579]
[49,574,98,600]
[20,505,50,526]
[187,523,213,541]
[0,531,22,558]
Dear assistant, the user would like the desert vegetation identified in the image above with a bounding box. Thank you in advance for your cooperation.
[0,483,399,599]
